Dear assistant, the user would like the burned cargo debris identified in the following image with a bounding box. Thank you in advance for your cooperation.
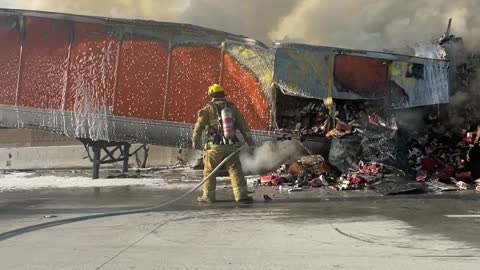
[266,101,480,194]
[275,90,331,136]
[258,155,333,192]
[275,89,391,139]
[262,20,480,194]
[266,92,409,194]
[266,50,480,194]
[257,154,419,195]
[258,132,478,195]
[409,119,480,188]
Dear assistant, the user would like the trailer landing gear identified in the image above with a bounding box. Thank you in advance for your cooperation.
[80,139,131,179]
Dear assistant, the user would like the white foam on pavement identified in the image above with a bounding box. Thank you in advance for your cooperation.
[0,172,197,192]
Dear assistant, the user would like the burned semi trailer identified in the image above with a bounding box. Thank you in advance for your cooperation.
[0,8,274,144]
[0,9,275,176]
[0,9,450,176]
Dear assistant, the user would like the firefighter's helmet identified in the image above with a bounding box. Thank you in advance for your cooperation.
[208,84,225,97]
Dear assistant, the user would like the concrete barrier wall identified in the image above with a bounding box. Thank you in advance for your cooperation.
[0,145,90,169]
[0,144,201,170]
[0,129,78,147]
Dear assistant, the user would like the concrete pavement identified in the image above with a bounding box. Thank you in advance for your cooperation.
[1,187,479,270]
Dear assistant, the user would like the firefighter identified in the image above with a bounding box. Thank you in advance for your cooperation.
[192,84,254,203]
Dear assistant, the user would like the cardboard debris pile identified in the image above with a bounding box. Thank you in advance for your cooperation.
[276,99,387,138]
[259,118,480,194]
[327,102,395,139]
[264,98,414,193]
[409,121,480,190]
[258,151,418,194]
[258,155,333,191]
[276,100,331,135]
[327,117,402,176]
[338,162,385,190]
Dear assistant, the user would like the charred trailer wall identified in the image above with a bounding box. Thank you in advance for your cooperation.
[272,43,450,109]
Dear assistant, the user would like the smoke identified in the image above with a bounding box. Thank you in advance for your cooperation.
[180,0,298,43]
[269,0,480,52]
[240,141,305,174]
[3,0,297,44]
[394,108,428,135]
[3,0,187,22]
[448,68,480,128]
[3,0,479,52]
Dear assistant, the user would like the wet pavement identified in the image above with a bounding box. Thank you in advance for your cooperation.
[0,184,480,269]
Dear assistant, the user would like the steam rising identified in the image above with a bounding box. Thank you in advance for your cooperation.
[240,141,305,174]
[4,0,479,52]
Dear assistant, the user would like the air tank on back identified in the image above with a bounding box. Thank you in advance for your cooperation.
[221,105,235,141]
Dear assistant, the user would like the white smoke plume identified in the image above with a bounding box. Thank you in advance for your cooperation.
[4,0,186,22]
[3,0,479,52]
[269,0,480,52]
[180,0,297,43]
[240,140,306,174]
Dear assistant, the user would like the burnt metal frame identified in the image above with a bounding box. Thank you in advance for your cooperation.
[80,138,131,179]
[132,144,149,168]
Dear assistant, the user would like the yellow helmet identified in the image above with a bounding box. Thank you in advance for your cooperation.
[208,84,224,97]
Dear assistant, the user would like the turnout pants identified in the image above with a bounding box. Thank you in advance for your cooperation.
[202,144,248,202]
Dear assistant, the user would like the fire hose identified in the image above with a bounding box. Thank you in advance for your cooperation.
[0,145,247,242]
